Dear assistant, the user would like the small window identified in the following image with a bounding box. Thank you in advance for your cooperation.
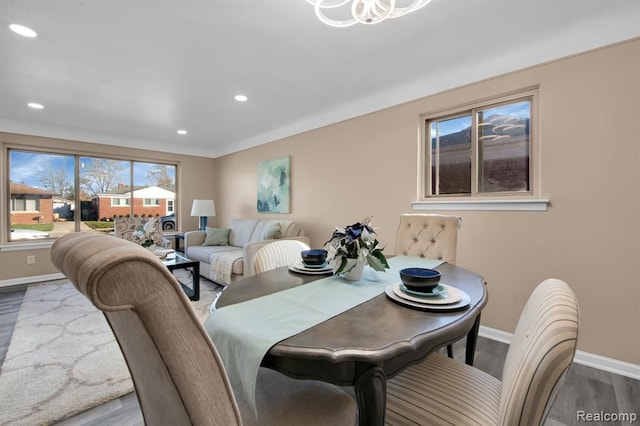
[111,198,130,206]
[424,92,535,198]
[144,198,160,206]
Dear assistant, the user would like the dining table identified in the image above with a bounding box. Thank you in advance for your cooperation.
[207,256,488,426]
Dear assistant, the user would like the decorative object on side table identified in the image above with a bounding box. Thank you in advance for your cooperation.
[191,199,216,230]
[324,217,389,280]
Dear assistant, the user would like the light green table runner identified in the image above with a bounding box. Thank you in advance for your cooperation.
[204,256,443,415]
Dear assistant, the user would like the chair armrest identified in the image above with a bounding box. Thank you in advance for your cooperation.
[184,230,206,250]
[243,236,311,277]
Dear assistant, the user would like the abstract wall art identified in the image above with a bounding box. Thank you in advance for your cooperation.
[257,156,290,213]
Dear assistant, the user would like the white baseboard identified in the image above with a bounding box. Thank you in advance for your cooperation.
[479,325,640,381]
[0,273,65,288]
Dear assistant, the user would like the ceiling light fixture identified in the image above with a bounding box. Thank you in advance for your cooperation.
[234,94,248,102]
[177,129,188,135]
[306,0,432,27]
[9,24,38,38]
[27,102,44,109]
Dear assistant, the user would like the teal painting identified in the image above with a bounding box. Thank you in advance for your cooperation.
[257,156,290,213]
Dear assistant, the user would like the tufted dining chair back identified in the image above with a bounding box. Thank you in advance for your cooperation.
[395,214,462,263]
[253,239,311,274]
[50,233,357,426]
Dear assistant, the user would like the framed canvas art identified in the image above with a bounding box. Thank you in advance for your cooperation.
[257,156,290,213]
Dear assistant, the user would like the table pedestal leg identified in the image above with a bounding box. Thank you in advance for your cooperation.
[354,365,386,426]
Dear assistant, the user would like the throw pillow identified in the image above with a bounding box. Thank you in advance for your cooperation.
[203,227,230,246]
[262,222,282,240]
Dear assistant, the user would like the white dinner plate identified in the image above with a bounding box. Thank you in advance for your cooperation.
[385,284,471,312]
[288,263,334,275]
[392,283,463,305]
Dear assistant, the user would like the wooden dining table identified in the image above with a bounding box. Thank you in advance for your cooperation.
[214,261,487,426]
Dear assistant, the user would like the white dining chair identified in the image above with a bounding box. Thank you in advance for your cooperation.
[253,239,311,274]
[386,278,579,426]
[395,213,462,359]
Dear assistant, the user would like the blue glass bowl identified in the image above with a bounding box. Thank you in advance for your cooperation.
[301,249,327,266]
[399,268,442,293]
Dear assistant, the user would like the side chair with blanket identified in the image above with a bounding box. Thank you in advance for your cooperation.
[50,233,357,426]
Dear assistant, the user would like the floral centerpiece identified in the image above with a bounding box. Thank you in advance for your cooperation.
[131,217,159,248]
[324,217,389,280]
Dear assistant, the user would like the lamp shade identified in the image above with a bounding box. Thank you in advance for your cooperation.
[191,199,216,217]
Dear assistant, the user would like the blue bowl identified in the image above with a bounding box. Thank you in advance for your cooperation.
[301,249,327,266]
[399,268,441,293]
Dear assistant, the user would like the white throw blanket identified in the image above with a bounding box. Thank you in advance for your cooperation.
[212,251,243,285]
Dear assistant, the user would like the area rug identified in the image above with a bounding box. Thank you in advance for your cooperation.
[0,278,220,425]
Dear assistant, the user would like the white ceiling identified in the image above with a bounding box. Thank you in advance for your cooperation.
[2,0,639,158]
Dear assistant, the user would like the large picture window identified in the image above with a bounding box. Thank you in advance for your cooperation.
[424,91,535,198]
[7,149,177,242]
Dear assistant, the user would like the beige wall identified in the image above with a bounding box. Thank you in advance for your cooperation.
[213,39,640,364]
[0,132,217,282]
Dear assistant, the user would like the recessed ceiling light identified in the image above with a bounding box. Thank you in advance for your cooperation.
[28,102,44,109]
[177,129,187,135]
[9,24,37,38]
[234,94,248,102]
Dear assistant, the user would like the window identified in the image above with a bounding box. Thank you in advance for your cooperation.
[7,149,178,243]
[111,198,130,206]
[11,196,39,212]
[424,91,534,198]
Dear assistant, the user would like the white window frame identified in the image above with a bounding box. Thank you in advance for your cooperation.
[111,197,130,207]
[415,87,549,212]
[143,198,160,207]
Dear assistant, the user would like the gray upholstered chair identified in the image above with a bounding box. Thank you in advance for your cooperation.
[50,233,357,426]
[253,239,311,274]
[386,278,579,426]
[395,213,462,358]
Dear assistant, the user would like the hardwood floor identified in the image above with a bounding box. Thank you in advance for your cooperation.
[1,285,638,425]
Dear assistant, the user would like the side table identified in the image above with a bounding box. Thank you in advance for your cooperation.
[174,233,185,253]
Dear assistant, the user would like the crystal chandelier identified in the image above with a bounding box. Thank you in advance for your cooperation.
[306,0,433,28]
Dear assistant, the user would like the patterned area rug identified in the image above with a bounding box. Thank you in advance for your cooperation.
[0,277,221,425]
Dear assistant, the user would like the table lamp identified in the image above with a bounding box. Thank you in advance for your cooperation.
[190,199,216,230]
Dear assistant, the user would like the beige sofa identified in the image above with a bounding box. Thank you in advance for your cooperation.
[184,218,309,285]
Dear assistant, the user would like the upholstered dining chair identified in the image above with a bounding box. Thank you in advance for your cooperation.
[50,233,357,426]
[253,239,311,274]
[385,278,579,426]
[395,213,462,359]
[395,213,462,263]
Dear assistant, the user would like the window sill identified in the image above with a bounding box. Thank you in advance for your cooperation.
[0,241,53,251]
[411,199,550,212]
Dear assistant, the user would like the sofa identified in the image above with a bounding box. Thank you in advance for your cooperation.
[184,218,309,285]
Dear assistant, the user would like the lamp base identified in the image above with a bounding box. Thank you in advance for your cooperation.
[199,216,208,231]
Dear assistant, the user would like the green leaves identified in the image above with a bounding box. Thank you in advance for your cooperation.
[366,248,389,272]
